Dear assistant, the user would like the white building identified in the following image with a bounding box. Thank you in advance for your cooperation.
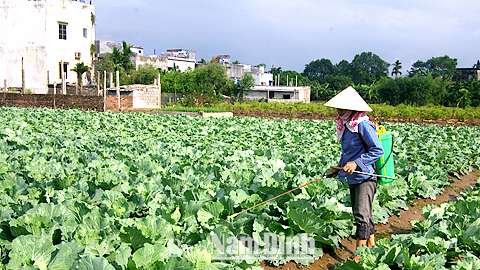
[95,40,144,58]
[161,49,196,72]
[0,0,95,93]
[211,55,273,86]
[246,86,311,103]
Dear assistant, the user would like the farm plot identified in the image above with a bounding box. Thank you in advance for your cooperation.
[335,179,480,270]
[0,107,479,269]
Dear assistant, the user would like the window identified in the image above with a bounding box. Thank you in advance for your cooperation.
[59,23,67,40]
[83,28,87,38]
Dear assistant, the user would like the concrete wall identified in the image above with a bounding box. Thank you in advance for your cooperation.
[0,46,48,93]
[104,84,161,110]
[0,0,49,93]
[167,58,196,72]
[225,64,244,81]
[132,55,168,71]
[95,40,123,58]
[130,85,160,109]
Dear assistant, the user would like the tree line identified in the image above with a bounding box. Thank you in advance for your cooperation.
[282,53,480,107]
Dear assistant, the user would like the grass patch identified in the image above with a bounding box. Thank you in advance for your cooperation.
[154,106,229,113]
[218,101,480,123]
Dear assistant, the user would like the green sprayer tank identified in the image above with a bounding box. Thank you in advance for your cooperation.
[375,124,395,184]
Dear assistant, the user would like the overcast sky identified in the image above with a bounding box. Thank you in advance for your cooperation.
[94,0,480,74]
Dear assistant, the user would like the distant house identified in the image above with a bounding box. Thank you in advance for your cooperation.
[452,68,480,82]
[95,40,127,58]
[96,44,195,73]
[246,86,311,103]
[0,0,96,93]
[131,55,168,71]
[95,40,169,71]
[161,49,196,72]
[202,55,273,86]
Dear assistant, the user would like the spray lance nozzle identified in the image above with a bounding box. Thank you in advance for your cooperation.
[227,213,238,222]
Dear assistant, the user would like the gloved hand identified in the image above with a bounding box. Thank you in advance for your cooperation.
[327,167,339,178]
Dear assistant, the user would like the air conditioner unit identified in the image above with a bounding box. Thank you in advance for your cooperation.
[75,52,81,59]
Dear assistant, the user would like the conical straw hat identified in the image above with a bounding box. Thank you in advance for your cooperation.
[323,86,372,112]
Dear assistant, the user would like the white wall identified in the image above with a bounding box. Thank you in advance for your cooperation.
[0,1,48,93]
[0,0,95,93]
[46,0,95,85]
[168,59,196,72]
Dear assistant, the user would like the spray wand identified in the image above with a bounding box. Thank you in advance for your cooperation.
[227,166,397,222]
[227,174,330,222]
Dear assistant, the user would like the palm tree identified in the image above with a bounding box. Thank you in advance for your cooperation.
[111,41,134,72]
[473,60,480,69]
[391,60,402,78]
[71,62,90,94]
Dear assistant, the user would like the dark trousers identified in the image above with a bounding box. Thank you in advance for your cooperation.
[349,180,377,240]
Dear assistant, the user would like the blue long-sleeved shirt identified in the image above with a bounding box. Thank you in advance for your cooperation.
[338,120,384,185]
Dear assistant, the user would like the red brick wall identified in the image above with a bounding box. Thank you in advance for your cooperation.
[0,93,104,111]
[105,95,133,111]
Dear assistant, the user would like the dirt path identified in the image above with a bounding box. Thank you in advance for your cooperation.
[261,169,480,270]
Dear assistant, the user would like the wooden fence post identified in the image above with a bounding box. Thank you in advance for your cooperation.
[53,82,57,109]
[63,72,66,95]
[110,72,113,89]
[116,70,120,110]
[103,70,106,112]
[158,74,161,108]
[97,71,100,96]
[21,57,25,94]
[3,79,6,105]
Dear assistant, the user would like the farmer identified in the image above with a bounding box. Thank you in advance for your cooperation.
[325,86,384,262]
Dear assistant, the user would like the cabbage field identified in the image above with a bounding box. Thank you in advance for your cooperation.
[0,107,480,269]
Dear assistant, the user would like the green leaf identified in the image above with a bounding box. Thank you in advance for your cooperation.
[113,243,131,270]
[135,215,174,244]
[132,243,169,268]
[333,259,365,269]
[47,242,83,270]
[287,200,324,233]
[7,234,56,270]
[75,254,115,270]
[460,217,480,251]
[85,237,117,257]
[184,246,212,269]
[120,226,151,251]
[160,257,196,269]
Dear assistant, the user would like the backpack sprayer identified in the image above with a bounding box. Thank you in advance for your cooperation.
[374,119,396,184]
[227,119,397,222]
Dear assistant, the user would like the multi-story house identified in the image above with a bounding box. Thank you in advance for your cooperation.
[0,0,95,93]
